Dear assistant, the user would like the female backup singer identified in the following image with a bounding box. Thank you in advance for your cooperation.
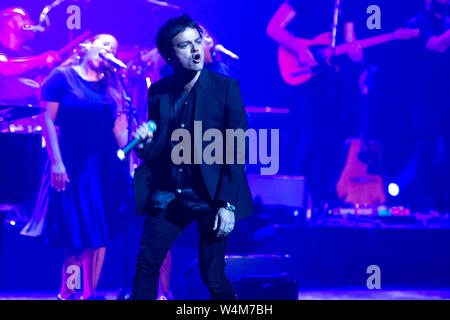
[39,34,129,300]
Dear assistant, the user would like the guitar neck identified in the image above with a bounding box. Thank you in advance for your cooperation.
[57,30,92,57]
[325,32,398,57]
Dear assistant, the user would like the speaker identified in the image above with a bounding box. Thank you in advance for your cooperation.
[173,254,298,300]
[247,174,306,208]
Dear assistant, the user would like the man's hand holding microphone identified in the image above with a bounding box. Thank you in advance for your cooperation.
[117,121,156,160]
[133,122,154,149]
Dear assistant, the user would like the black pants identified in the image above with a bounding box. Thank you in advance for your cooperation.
[131,199,235,300]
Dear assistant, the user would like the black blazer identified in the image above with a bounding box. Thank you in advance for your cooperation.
[133,69,253,220]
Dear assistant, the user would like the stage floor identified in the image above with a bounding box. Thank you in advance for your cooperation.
[1,289,450,300]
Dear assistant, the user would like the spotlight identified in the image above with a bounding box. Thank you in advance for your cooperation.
[388,183,400,197]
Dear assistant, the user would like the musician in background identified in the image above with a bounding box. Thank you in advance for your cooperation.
[202,25,239,78]
[35,34,129,300]
[408,0,450,215]
[266,0,364,207]
[0,7,60,104]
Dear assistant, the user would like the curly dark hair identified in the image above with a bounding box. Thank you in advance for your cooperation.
[155,14,203,62]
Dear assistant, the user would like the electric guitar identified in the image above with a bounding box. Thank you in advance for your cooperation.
[278,28,420,86]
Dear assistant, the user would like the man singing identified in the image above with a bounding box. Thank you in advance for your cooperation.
[131,14,253,300]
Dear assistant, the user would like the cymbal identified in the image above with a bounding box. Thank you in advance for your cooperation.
[0,77,40,101]
[0,105,44,122]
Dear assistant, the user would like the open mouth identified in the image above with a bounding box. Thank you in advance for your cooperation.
[192,53,201,63]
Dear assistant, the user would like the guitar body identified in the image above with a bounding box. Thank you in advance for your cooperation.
[278,46,315,86]
[336,138,386,205]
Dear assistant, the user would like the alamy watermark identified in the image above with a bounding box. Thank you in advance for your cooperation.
[66,5,81,30]
[66,265,81,290]
[367,5,381,30]
[170,121,280,175]
[366,265,381,289]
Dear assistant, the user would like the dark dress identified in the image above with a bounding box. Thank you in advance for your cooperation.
[40,66,125,250]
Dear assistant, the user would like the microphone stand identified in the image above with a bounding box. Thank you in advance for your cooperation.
[118,72,139,130]
[115,70,138,300]
[329,0,341,65]
[322,0,342,212]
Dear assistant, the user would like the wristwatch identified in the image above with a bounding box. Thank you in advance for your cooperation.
[217,200,236,212]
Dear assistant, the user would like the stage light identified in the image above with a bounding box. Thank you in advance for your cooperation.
[117,149,125,161]
[388,183,400,197]
[306,209,312,220]
[10,220,16,226]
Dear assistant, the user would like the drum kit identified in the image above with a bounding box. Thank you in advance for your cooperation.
[0,104,44,133]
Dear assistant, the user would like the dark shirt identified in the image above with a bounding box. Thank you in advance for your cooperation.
[285,0,386,39]
[408,8,450,75]
[408,8,450,46]
[283,0,370,88]
[41,67,116,130]
[168,85,194,191]
[150,76,211,212]
[407,8,450,103]
[285,0,337,39]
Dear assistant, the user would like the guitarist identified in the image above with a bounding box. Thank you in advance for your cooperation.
[266,0,365,205]
[408,0,450,215]
[0,7,60,105]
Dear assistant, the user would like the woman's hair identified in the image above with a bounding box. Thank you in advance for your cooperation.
[60,34,125,114]
[155,14,203,62]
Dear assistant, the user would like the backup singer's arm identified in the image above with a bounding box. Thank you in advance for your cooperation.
[40,100,69,192]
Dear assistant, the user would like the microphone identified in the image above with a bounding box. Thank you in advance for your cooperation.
[214,44,239,60]
[22,24,46,33]
[117,120,157,161]
[99,52,128,70]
